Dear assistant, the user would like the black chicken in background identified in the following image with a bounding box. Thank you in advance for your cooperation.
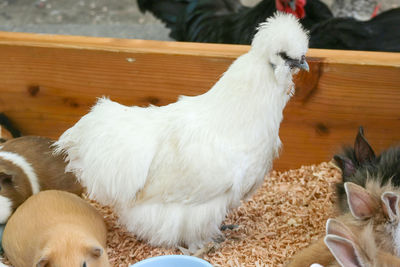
[138,0,400,52]
[137,0,333,44]
[301,0,335,30]
[309,8,400,52]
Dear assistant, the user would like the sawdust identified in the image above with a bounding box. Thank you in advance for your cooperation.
[97,162,341,267]
[1,162,341,266]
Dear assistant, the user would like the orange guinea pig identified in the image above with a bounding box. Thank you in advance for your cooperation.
[3,190,110,267]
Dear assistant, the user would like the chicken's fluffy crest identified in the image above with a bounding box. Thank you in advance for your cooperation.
[252,12,309,59]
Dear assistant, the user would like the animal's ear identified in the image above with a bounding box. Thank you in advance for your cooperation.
[89,246,103,258]
[324,235,363,267]
[36,257,49,267]
[381,191,400,222]
[326,219,355,242]
[345,182,378,220]
[333,155,356,177]
[354,126,375,165]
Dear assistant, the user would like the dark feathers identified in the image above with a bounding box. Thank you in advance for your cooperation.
[138,0,400,52]
[309,8,400,52]
[334,126,400,212]
[138,0,332,44]
[301,0,333,30]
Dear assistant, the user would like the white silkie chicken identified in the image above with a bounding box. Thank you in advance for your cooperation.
[54,12,309,252]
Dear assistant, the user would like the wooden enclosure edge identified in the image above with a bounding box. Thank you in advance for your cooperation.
[0,31,399,170]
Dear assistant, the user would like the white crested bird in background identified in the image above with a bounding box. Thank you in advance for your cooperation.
[54,12,309,252]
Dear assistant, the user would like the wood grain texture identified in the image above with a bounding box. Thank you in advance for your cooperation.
[0,31,399,170]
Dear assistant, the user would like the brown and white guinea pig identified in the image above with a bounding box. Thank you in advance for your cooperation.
[2,190,110,267]
[0,136,83,223]
[286,181,400,267]
[323,218,400,267]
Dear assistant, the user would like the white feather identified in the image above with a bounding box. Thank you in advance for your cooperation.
[54,12,309,250]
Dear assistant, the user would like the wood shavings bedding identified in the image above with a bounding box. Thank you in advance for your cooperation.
[1,162,341,266]
[99,162,341,266]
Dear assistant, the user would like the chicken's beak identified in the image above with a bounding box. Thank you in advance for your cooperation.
[298,56,309,72]
[286,55,309,72]
[299,60,309,72]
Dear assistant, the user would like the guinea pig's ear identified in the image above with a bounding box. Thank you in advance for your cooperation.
[345,182,378,220]
[89,246,103,258]
[354,126,375,165]
[36,257,49,267]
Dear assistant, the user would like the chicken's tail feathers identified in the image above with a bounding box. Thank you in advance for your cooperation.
[137,0,247,42]
[53,129,148,207]
[301,0,333,30]
[53,97,158,207]
[52,96,107,156]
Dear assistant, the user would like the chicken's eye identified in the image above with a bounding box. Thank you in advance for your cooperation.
[279,52,290,61]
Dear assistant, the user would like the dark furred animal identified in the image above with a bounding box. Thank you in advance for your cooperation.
[0,113,21,143]
[137,0,332,44]
[334,126,400,212]
[309,8,400,52]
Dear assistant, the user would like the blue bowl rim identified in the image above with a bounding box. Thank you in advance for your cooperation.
[132,255,213,266]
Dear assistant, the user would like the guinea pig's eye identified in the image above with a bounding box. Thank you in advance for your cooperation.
[82,262,87,267]
[0,173,13,186]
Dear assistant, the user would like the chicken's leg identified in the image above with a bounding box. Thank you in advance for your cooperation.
[179,224,239,257]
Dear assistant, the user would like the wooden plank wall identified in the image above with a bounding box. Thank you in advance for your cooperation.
[0,31,399,170]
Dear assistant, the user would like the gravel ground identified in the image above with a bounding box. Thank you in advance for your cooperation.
[0,0,260,40]
[0,0,398,40]
[0,0,172,40]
